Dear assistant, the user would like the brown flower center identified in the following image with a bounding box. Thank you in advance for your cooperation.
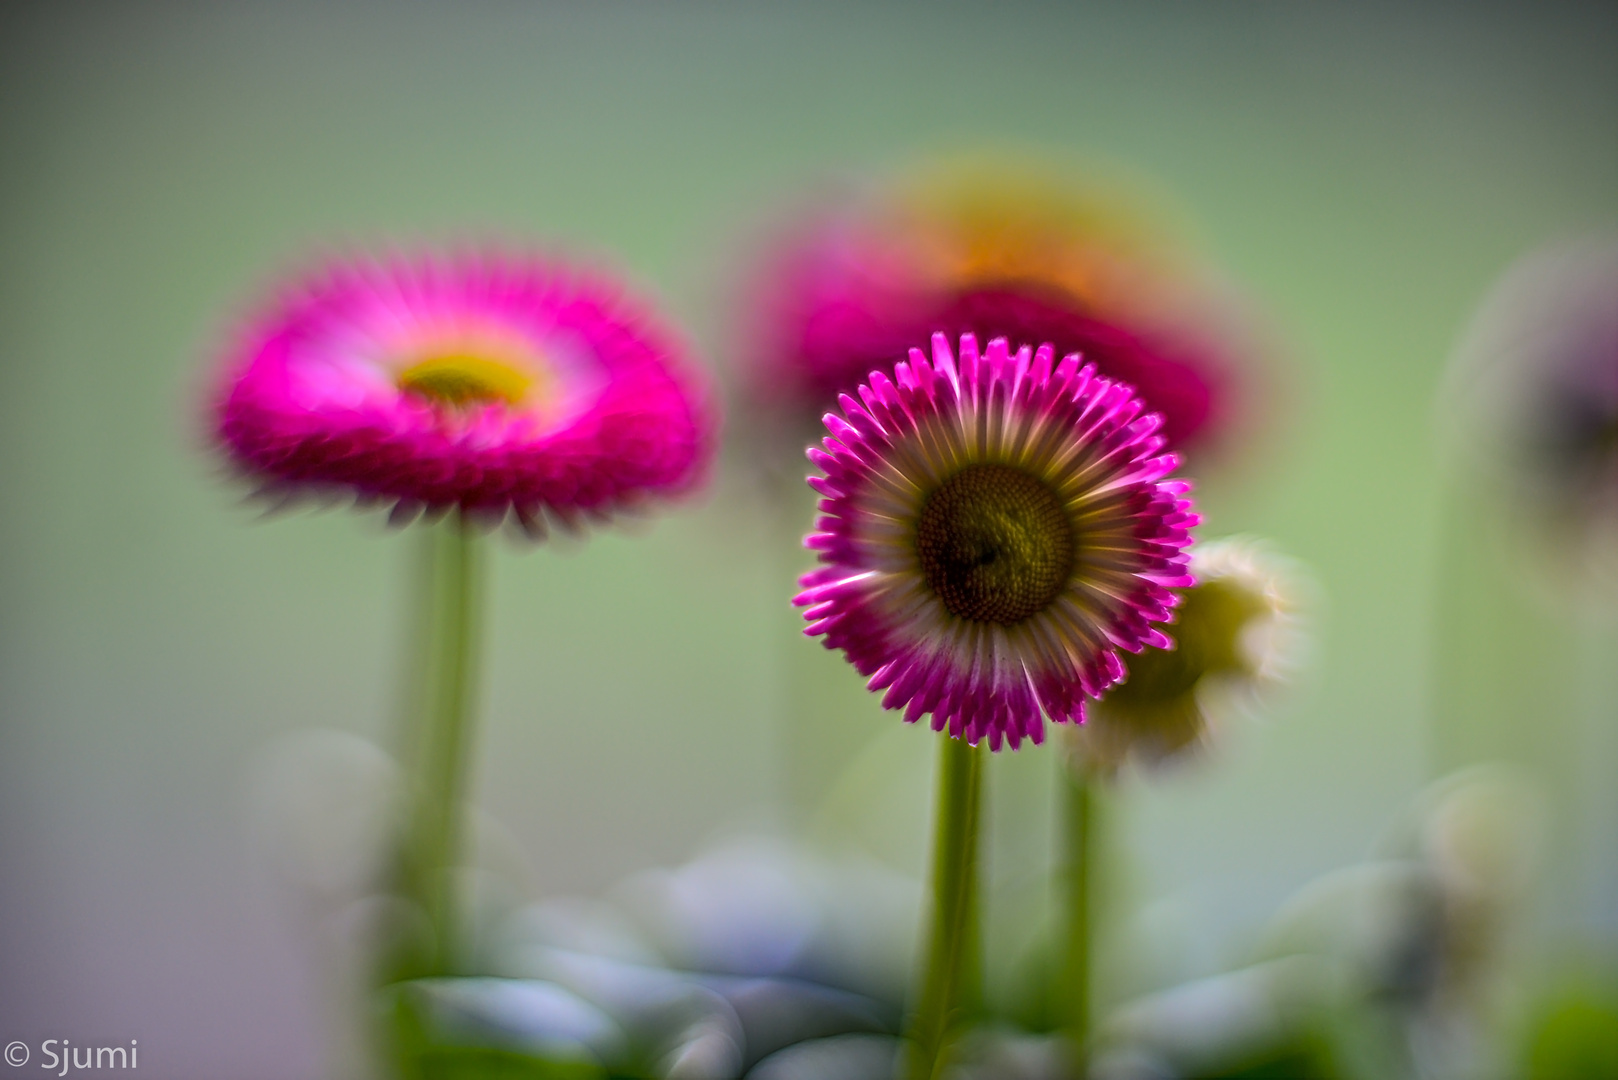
[915,463,1074,625]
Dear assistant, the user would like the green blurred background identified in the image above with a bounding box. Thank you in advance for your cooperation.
[1,3,1614,1076]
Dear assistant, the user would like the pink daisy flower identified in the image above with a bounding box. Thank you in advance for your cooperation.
[736,205,931,443]
[735,165,1265,463]
[794,333,1198,750]
[926,285,1230,450]
[214,253,713,534]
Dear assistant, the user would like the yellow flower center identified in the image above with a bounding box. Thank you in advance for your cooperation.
[396,352,537,407]
[915,463,1075,625]
[1107,577,1268,706]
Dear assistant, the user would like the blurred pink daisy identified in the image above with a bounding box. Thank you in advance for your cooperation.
[926,285,1230,451]
[214,253,713,534]
[742,206,930,426]
[794,333,1198,750]
[736,163,1263,463]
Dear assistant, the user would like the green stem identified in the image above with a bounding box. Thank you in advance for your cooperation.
[904,735,985,1080]
[1060,761,1098,1072]
[392,513,484,980]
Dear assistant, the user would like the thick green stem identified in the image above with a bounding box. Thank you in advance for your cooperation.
[1060,761,1098,1073]
[904,735,985,1080]
[392,514,484,980]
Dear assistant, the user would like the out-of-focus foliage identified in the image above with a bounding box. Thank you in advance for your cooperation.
[1520,987,1618,1080]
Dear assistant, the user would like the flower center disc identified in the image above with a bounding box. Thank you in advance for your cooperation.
[397,353,535,407]
[915,463,1074,625]
[1106,578,1265,706]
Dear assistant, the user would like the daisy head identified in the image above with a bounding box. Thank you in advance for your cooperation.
[212,252,714,535]
[890,164,1251,457]
[925,286,1228,451]
[1071,536,1304,771]
[737,162,1255,461]
[794,333,1198,750]
[740,201,931,437]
